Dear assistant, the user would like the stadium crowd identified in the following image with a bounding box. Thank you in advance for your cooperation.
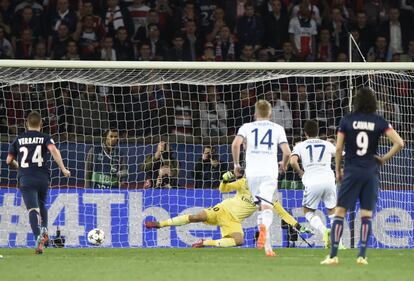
[0,0,413,62]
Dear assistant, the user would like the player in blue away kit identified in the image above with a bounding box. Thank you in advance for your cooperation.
[321,88,404,265]
[6,111,71,254]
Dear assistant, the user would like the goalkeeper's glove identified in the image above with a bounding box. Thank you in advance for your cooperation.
[222,171,236,183]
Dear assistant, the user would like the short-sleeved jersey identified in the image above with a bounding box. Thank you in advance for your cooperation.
[237,120,288,177]
[338,112,392,169]
[8,130,55,178]
[218,178,257,222]
[292,139,336,185]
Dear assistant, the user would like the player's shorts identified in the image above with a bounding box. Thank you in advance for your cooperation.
[302,181,337,210]
[246,176,278,206]
[204,203,243,238]
[337,167,379,211]
[19,175,49,210]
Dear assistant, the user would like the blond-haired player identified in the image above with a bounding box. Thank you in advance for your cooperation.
[232,100,291,256]
[145,171,308,248]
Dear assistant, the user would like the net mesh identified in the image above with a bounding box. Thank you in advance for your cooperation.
[0,67,413,248]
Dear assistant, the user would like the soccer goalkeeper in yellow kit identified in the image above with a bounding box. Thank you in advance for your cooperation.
[145,172,310,249]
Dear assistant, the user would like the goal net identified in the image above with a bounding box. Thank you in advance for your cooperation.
[0,61,413,249]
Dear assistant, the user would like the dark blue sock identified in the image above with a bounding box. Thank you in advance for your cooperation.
[330,216,344,258]
[39,204,48,229]
[358,217,372,258]
[29,209,41,238]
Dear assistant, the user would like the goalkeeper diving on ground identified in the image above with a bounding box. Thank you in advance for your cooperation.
[145,171,311,250]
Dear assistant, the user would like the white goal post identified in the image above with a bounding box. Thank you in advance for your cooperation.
[0,60,413,249]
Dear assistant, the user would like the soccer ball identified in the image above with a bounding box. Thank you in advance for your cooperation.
[87,228,105,246]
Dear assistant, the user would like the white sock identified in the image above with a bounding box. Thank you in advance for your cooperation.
[305,212,327,236]
[261,209,274,230]
[261,209,274,252]
[264,230,272,252]
[328,214,335,227]
[257,211,263,226]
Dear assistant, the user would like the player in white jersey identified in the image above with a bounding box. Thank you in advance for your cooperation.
[232,100,291,257]
[290,120,336,248]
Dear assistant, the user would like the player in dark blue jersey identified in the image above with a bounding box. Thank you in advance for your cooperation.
[6,111,70,254]
[321,88,404,265]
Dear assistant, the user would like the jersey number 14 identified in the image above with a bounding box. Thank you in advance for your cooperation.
[251,128,274,149]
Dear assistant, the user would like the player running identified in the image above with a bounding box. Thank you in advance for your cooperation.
[290,120,338,248]
[6,111,71,254]
[321,88,404,265]
[232,100,291,256]
[146,171,310,248]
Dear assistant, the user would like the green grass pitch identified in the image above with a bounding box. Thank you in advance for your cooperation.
[1,248,413,281]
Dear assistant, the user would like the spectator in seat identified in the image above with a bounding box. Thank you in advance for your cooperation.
[79,0,106,39]
[197,0,216,39]
[292,85,311,135]
[265,90,293,134]
[61,39,80,60]
[313,84,340,136]
[352,12,375,54]
[200,85,227,137]
[128,0,150,36]
[276,41,299,62]
[199,42,216,61]
[136,42,153,60]
[146,23,167,60]
[56,87,75,137]
[235,2,264,48]
[336,51,347,62]
[141,141,179,188]
[326,7,348,50]
[76,15,101,60]
[12,6,44,49]
[0,0,13,37]
[183,20,202,61]
[0,26,13,58]
[155,162,177,188]
[264,0,289,51]
[33,41,47,59]
[215,25,235,61]
[401,40,414,62]
[85,128,127,189]
[316,28,337,62]
[349,29,366,62]
[291,0,321,26]
[101,36,116,60]
[173,0,199,35]
[238,43,256,62]
[205,7,227,43]
[50,0,77,34]
[133,9,159,43]
[378,7,410,55]
[73,84,108,137]
[367,36,392,62]
[114,26,134,60]
[14,28,34,59]
[103,0,133,37]
[48,23,70,60]
[288,3,317,61]
[166,33,191,61]
[257,48,270,62]
[14,0,43,17]
[193,146,227,189]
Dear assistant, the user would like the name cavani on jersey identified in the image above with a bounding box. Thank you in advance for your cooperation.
[352,121,375,131]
